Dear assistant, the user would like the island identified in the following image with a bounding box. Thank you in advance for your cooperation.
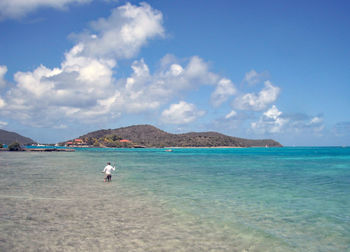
[61,125,282,148]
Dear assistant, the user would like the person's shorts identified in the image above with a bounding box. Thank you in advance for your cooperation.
[106,174,112,180]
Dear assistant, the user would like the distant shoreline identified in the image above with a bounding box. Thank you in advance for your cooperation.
[0,148,75,152]
[165,146,245,149]
[1,145,281,151]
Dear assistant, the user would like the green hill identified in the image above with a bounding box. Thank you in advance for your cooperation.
[78,125,282,148]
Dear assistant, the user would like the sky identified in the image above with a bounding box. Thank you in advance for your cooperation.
[0,0,349,146]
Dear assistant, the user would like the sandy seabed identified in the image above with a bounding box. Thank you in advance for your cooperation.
[0,153,275,252]
[1,183,265,252]
[0,151,295,252]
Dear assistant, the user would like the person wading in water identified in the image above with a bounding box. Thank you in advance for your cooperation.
[102,162,115,182]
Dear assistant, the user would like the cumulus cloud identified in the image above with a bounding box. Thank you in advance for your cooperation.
[2,1,284,133]
[161,101,205,124]
[234,80,280,111]
[184,56,218,83]
[0,50,229,127]
[251,105,288,134]
[0,2,163,126]
[159,55,220,90]
[309,116,323,125]
[251,106,325,135]
[242,69,268,86]
[2,44,117,125]
[286,114,324,133]
[75,2,164,59]
[211,78,236,107]
[225,110,237,119]
[0,0,91,20]
[106,55,226,114]
[0,121,8,127]
[0,97,6,109]
[0,4,234,127]
[306,116,324,133]
[0,65,7,88]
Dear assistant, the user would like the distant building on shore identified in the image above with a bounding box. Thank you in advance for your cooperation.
[65,138,87,147]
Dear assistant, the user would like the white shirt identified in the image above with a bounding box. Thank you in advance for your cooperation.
[103,164,115,175]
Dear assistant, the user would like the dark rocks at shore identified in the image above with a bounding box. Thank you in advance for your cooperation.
[25,148,75,152]
[0,148,75,152]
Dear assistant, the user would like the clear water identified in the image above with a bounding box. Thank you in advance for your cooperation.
[1,147,349,251]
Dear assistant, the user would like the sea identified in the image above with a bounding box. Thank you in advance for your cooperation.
[0,147,349,251]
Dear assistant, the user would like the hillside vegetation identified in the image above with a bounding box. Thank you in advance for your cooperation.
[0,129,36,145]
[78,125,282,148]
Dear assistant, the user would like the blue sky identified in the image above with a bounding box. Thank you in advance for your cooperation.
[0,0,349,146]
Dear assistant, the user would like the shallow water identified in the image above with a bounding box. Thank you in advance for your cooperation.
[1,147,350,251]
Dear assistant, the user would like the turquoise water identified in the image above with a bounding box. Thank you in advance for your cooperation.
[1,147,350,251]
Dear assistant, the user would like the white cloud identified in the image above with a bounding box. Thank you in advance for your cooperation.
[75,2,164,59]
[107,56,224,114]
[234,80,280,111]
[225,110,237,119]
[0,3,166,126]
[185,56,217,82]
[156,55,220,91]
[0,121,8,127]
[53,124,68,129]
[0,97,6,109]
[1,51,229,127]
[309,116,323,125]
[264,104,282,120]
[251,106,326,136]
[0,0,91,20]
[161,101,205,124]
[0,2,251,130]
[251,105,288,134]
[0,65,7,88]
[2,45,117,125]
[307,116,324,134]
[1,0,242,129]
[243,69,267,85]
[211,78,236,107]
